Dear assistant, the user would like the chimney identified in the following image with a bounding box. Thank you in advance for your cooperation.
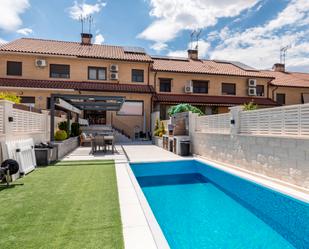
[188,49,198,60]
[272,63,285,72]
[81,33,93,45]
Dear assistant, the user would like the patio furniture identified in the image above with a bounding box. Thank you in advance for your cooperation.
[92,135,106,153]
[80,133,93,146]
[104,135,115,154]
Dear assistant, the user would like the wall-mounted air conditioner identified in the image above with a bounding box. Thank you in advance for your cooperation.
[184,80,193,93]
[35,59,47,67]
[248,87,257,96]
[248,79,257,87]
[110,64,119,72]
[110,72,119,80]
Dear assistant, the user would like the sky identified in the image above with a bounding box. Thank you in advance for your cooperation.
[0,0,308,72]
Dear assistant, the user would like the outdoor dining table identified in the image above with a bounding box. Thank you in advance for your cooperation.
[91,135,115,154]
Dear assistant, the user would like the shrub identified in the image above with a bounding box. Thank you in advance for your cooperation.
[243,102,258,111]
[0,92,21,103]
[168,104,203,116]
[58,121,69,135]
[154,121,166,137]
[55,130,67,141]
[71,122,81,137]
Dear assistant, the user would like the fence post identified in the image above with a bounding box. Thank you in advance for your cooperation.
[0,100,14,140]
[229,106,243,135]
[189,112,198,136]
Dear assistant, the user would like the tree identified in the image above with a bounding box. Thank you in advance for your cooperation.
[168,104,203,116]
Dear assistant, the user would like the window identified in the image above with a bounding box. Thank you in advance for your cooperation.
[132,69,144,82]
[222,83,236,95]
[276,93,286,105]
[7,61,22,76]
[50,64,70,78]
[193,80,208,93]
[159,78,172,92]
[256,85,264,96]
[20,96,35,107]
[117,101,143,116]
[88,67,106,80]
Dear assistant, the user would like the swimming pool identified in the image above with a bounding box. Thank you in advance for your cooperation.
[130,160,309,249]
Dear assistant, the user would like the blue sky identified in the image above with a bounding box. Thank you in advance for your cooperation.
[0,0,308,72]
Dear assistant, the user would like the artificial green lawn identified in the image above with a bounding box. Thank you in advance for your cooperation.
[0,160,124,249]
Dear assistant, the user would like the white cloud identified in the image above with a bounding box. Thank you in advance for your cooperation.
[0,37,8,46]
[0,0,30,32]
[94,33,104,44]
[151,42,168,52]
[138,0,260,44]
[209,0,309,71]
[69,0,106,20]
[16,27,33,35]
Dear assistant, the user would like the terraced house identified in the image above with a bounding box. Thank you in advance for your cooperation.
[0,34,308,137]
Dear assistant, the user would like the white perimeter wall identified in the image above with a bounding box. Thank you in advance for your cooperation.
[191,132,309,189]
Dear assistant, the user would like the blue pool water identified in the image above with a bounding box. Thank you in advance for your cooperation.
[130,160,309,249]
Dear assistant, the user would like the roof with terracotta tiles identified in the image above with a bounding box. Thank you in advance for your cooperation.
[0,78,155,93]
[152,58,273,78]
[262,70,309,88]
[154,93,278,106]
[0,38,153,62]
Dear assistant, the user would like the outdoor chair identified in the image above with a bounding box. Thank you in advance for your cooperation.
[104,135,115,154]
[80,133,93,146]
[92,135,105,153]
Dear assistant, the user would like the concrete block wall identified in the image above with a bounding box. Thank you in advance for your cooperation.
[191,132,309,189]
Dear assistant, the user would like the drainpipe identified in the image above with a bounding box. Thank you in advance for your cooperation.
[272,86,279,101]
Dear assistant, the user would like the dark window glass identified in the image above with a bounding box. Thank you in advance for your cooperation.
[256,85,264,96]
[88,67,106,80]
[159,78,171,92]
[193,80,208,93]
[7,61,22,76]
[132,69,144,82]
[47,97,51,109]
[50,64,70,78]
[277,93,286,105]
[20,96,35,104]
[222,83,236,95]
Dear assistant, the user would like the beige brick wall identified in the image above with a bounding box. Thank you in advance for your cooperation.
[0,53,151,85]
[152,71,270,97]
[269,86,309,105]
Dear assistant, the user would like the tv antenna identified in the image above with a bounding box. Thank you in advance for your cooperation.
[280,45,290,64]
[190,29,202,50]
[79,15,93,34]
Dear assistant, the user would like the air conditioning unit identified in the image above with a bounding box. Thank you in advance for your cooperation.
[184,80,193,93]
[248,79,257,87]
[35,59,47,67]
[110,64,119,72]
[248,87,257,96]
[110,72,119,80]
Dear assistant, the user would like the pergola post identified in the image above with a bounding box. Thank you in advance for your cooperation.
[50,96,55,142]
[67,111,71,135]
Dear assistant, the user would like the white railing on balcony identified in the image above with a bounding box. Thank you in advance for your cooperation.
[12,108,45,133]
[240,103,309,137]
[196,113,230,134]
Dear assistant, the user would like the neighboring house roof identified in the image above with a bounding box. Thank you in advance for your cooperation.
[154,93,278,106]
[262,70,309,88]
[0,78,155,93]
[152,57,273,78]
[0,38,153,62]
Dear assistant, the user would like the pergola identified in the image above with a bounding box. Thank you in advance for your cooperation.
[50,94,125,141]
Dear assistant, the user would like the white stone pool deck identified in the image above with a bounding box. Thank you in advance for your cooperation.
[63,145,309,249]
